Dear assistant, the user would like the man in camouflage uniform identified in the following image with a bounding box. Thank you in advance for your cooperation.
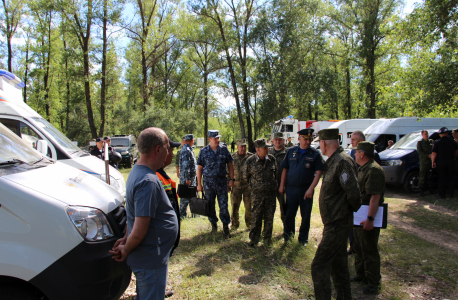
[175,138,185,178]
[353,141,385,294]
[311,128,361,300]
[269,132,287,225]
[228,138,253,230]
[243,138,277,247]
[286,136,294,148]
[179,134,197,218]
[417,130,434,196]
[197,130,234,237]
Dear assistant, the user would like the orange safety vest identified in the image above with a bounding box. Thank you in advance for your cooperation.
[156,172,178,202]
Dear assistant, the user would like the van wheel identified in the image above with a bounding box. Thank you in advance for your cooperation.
[127,156,133,168]
[0,287,39,300]
[404,171,420,193]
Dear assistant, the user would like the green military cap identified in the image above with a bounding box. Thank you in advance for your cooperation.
[184,134,194,140]
[254,138,267,148]
[237,138,247,146]
[357,141,375,153]
[273,132,284,139]
[317,128,339,140]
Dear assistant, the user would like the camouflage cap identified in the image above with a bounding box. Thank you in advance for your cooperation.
[317,128,339,141]
[254,138,268,148]
[273,132,284,139]
[236,138,247,146]
[357,141,375,153]
[184,134,194,140]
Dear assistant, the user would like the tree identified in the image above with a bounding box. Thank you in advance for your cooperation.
[1,0,24,72]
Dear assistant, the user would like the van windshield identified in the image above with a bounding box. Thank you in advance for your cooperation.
[31,117,81,155]
[0,123,43,164]
[391,132,421,150]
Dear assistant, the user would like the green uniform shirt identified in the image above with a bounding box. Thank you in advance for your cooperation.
[268,146,287,185]
[286,141,294,148]
[357,159,385,204]
[319,147,361,226]
[416,139,433,165]
[243,154,277,192]
[228,152,254,187]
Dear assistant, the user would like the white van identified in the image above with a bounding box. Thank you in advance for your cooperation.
[364,117,458,153]
[328,119,380,148]
[311,119,379,149]
[0,70,125,198]
[0,122,130,299]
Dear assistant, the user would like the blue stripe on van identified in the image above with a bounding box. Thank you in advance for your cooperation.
[80,169,101,176]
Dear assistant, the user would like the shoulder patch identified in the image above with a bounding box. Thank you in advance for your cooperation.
[340,170,349,185]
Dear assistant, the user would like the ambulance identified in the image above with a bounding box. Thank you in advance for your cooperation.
[0,70,126,199]
[0,121,131,299]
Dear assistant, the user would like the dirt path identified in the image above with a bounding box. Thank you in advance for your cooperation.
[386,192,458,254]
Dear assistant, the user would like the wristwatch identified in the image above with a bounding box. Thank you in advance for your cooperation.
[230,179,235,181]
[367,216,374,221]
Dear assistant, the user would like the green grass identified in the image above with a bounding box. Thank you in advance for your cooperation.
[119,166,458,299]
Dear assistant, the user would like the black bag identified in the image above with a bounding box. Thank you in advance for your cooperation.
[190,191,210,216]
[177,184,197,199]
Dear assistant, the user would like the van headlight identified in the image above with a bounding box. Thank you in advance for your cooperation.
[386,160,404,166]
[121,151,129,155]
[100,174,120,190]
[67,206,114,241]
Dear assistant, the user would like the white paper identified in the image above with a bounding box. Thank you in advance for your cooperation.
[353,205,384,227]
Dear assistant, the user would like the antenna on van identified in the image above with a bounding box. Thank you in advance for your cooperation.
[104,142,110,185]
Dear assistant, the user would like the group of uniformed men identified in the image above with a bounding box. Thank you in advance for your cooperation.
[174,127,386,298]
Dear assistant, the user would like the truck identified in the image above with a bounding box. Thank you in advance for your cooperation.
[269,116,337,144]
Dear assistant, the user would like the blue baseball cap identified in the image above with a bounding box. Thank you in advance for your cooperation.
[208,130,221,138]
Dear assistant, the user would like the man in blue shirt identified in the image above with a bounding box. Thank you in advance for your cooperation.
[197,130,235,238]
[179,134,197,218]
[110,127,178,300]
[279,128,324,245]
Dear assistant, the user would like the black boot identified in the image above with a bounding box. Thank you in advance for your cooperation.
[223,224,231,238]
[211,223,217,234]
[419,188,425,197]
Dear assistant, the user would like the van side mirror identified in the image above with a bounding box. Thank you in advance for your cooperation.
[37,140,48,156]
[131,143,136,147]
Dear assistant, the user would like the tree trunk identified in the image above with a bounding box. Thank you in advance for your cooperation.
[345,62,351,119]
[7,35,13,72]
[99,0,107,137]
[23,32,30,103]
[204,69,208,146]
[141,48,148,109]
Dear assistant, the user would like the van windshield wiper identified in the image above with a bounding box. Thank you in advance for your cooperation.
[0,159,30,166]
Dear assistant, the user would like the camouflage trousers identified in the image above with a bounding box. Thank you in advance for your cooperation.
[354,227,381,287]
[275,190,286,225]
[249,190,276,244]
[180,198,191,218]
[231,186,252,228]
[311,224,353,300]
[419,163,431,189]
[203,177,231,225]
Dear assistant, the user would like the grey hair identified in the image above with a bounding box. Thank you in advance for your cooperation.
[137,127,167,155]
[323,140,340,147]
[352,130,365,141]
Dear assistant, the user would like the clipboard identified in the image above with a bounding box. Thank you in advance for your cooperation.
[353,203,388,229]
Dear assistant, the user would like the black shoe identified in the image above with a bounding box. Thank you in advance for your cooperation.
[211,223,217,234]
[165,290,174,298]
[223,224,231,238]
[420,191,425,197]
[351,276,365,282]
[440,195,446,199]
[299,240,308,246]
[347,248,354,255]
[363,285,378,294]
[429,190,436,194]
[247,241,256,247]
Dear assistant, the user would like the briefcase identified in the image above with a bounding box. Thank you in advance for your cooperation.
[177,184,197,199]
[190,192,210,216]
